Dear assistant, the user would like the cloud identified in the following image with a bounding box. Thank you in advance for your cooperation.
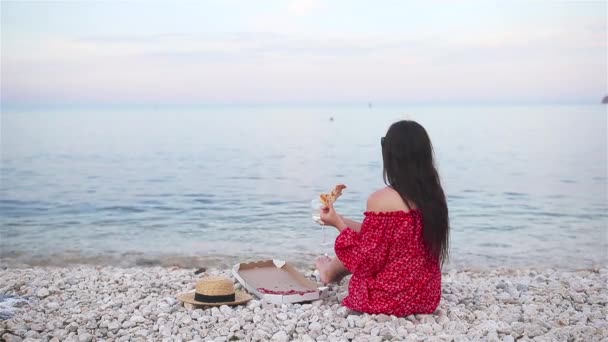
[8,32,421,63]
[1,26,605,105]
[286,0,322,16]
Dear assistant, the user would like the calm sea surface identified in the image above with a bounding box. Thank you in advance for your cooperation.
[1,105,606,269]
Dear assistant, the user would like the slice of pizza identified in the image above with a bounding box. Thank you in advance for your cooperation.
[320,184,347,207]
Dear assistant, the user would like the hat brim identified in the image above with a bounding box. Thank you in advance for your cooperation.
[177,290,252,307]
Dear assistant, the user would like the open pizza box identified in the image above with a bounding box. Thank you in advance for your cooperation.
[232,259,329,304]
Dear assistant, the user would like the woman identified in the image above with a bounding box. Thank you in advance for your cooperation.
[317,120,449,316]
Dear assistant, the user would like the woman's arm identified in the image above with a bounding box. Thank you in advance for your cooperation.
[334,192,392,275]
[340,216,362,232]
[321,188,395,233]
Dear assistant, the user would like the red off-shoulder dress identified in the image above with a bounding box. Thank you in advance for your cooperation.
[334,210,441,316]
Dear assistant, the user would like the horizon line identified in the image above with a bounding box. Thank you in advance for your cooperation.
[1,99,605,111]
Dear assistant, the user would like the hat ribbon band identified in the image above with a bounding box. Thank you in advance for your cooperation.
[194,292,235,303]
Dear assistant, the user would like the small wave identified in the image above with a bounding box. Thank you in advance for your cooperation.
[474,225,523,232]
[0,200,51,217]
[0,295,29,320]
[0,230,21,238]
[100,206,146,213]
[229,176,262,180]
[61,220,81,225]
[536,212,598,220]
[261,201,288,206]
[139,199,163,205]
[193,198,213,204]
[477,202,502,209]
[0,199,52,213]
[503,192,527,197]
[191,206,232,211]
[478,243,511,248]
[135,258,162,266]
[150,206,179,211]
[0,199,47,206]
[183,193,216,198]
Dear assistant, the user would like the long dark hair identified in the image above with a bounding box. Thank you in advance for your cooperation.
[382,120,449,264]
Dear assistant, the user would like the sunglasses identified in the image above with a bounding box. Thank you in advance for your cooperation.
[381,137,385,146]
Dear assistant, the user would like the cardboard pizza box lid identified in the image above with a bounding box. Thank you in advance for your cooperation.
[232,259,329,304]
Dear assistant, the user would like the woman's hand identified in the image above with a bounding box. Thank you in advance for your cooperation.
[320,202,348,231]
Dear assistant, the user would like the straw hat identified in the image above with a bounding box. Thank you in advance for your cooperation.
[177,276,252,306]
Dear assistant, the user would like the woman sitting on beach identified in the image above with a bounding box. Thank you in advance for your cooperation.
[316,120,449,317]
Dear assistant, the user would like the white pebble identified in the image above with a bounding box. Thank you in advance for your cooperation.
[331,307,345,318]
[36,288,50,298]
[502,335,515,342]
[135,329,149,337]
[0,265,603,342]
[497,292,511,301]
[122,320,135,329]
[108,321,120,331]
[271,330,288,342]
[130,315,145,323]
[219,305,232,315]
[46,302,60,310]
[302,334,315,342]
[309,321,322,333]
[78,333,93,342]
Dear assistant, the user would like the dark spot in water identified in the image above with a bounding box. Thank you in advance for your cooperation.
[151,206,178,211]
[183,193,216,198]
[478,243,511,248]
[101,206,146,213]
[140,199,162,205]
[261,201,286,206]
[503,192,526,197]
[62,221,80,225]
[135,258,160,266]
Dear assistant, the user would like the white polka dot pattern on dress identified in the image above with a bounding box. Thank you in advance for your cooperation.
[334,209,441,316]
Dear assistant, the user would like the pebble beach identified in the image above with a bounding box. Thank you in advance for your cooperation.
[0,265,606,342]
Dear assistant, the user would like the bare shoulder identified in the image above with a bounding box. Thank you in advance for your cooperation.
[366,187,411,212]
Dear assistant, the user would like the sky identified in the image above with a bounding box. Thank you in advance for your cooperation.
[1,0,606,107]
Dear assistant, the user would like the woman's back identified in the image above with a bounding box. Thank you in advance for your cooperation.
[334,188,441,316]
[318,120,448,316]
[366,186,415,213]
